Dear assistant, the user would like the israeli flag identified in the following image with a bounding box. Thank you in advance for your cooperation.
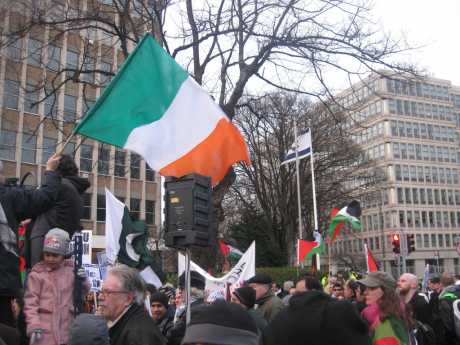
[281,128,312,165]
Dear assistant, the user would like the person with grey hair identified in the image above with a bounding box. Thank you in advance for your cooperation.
[98,265,165,345]
[0,154,61,327]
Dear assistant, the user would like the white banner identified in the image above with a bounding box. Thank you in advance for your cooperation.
[178,241,256,302]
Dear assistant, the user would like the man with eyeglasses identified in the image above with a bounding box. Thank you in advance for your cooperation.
[98,265,165,345]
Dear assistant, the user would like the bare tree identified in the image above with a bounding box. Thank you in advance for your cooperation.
[1,0,417,243]
[223,92,384,263]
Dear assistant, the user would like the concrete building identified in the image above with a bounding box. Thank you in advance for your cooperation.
[330,72,460,278]
[0,1,162,254]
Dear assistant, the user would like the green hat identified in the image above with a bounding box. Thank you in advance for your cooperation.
[358,271,396,291]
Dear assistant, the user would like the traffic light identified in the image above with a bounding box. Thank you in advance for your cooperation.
[392,234,401,254]
[407,234,415,253]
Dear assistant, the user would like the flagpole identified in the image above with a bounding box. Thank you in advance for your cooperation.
[294,119,303,242]
[309,127,320,271]
[184,248,191,325]
[364,243,370,273]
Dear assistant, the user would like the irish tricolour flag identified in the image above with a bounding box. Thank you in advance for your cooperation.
[328,200,362,243]
[75,34,250,186]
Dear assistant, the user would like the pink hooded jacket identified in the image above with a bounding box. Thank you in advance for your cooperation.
[24,259,89,345]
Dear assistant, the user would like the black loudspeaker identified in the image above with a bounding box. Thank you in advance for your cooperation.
[164,174,212,248]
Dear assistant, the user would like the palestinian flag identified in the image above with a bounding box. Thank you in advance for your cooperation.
[328,200,361,243]
[364,243,379,272]
[371,316,409,345]
[105,189,165,286]
[75,34,250,186]
[219,240,243,260]
[298,232,324,265]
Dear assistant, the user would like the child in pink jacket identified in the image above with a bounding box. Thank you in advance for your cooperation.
[24,228,88,345]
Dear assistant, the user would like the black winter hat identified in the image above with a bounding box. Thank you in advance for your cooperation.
[68,314,109,345]
[246,273,272,285]
[179,270,206,290]
[182,301,259,345]
[234,287,256,309]
[150,292,169,308]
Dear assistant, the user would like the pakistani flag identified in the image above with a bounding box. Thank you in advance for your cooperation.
[105,189,164,286]
[75,34,249,186]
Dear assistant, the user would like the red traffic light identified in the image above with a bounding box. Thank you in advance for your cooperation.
[392,234,400,242]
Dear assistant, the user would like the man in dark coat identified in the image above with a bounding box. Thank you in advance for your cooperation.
[99,265,165,345]
[29,154,90,266]
[231,286,267,332]
[263,290,370,345]
[0,154,61,327]
[168,271,206,345]
[150,292,174,339]
[247,273,283,323]
[398,273,434,327]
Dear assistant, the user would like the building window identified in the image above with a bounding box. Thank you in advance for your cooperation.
[0,129,16,160]
[397,188,404,204]
[44,89,58,117]
[66,50,79,77]
[146,164,155,181]
[394,165,401,181]
[99,60,112,85]
[63,142,76,157]
[427,189,433,205]
[399,211,406,227]
[436,211,442,228]
[47,44,61,71]
[421,211,428,227]
[114,149,126,177]
[22,133,37,163]
[80,144,93,172]
[98,146,110,175]
[423,234,429,248]
[82,55,95,83]
[145,200,155,224]
[7,37,22,61]
[28,38,42,67]
[420,189,426,204]
[42,137,57,164]
[97,194,105,221]
[416,234,422,248]
[82,193,92,220]
[431,234,437,247]
[3,80,20,110]
[24,83,39,114]
[130,153,141,179]
[130,198,140,221]
[428,211,435,227]
[64,94,77,122]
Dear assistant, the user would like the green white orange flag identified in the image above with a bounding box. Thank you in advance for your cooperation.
[328,200,362,243]
[75,34,250,186]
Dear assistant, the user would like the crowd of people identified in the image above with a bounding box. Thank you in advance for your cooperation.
[1,154,460,345]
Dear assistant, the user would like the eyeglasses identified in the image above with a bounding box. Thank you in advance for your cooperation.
[99,289,129,297]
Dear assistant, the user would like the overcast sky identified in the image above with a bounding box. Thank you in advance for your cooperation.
[373,0,460,85]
